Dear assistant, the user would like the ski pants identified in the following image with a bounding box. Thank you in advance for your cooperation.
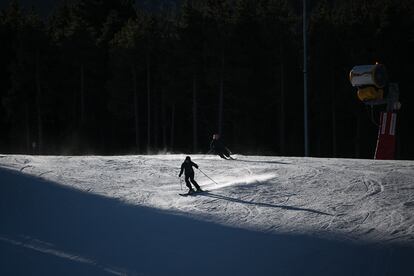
[185,173,200,190]
[217,150,230,159]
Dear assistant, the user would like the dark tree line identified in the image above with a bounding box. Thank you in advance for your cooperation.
[1,0,413,159]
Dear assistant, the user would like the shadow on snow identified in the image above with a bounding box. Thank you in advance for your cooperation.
[197,192,333,216]
[231,158,291,165]
[0,167,413,276]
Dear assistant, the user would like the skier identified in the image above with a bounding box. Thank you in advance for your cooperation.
[208,133,233,160]
[179,156,203,194]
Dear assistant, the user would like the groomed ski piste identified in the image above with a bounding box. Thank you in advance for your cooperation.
[1,154,414,275]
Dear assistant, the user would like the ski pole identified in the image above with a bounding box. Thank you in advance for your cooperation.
[198,168,219,185]
[179,177,183,190]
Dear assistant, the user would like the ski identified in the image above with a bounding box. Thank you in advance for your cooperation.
[179,190,208,196]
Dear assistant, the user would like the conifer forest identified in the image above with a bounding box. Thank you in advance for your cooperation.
[1,0,413,159]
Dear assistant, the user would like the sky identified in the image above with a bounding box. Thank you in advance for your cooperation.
[0,0,55,16]
[0,0,180,16]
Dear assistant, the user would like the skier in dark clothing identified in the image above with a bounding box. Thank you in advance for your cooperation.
[179,156,203,193]
[208,134,233,159]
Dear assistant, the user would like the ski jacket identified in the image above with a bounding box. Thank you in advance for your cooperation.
[210,139,226,153]
[179,161,198,176]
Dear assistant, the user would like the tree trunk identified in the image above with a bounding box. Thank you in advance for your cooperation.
[192,73,198,152]
[79,63,86,152]
[331,66,337,157]
[218,52,224,135]
[161,89,167,150]
[279,43,285,156]
[396,129,401,160]
[25,102,31,153]
[80,63,85,125]
[146,52,151,153]
[170,103,175,150]
[355,116,360,158]
[154,89,159,149]
[132,65,140,153]
[35,50,43,154]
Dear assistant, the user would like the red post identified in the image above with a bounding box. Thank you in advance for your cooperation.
[374,112,397,160]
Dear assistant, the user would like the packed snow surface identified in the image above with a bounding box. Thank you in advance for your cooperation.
[1,154,414,275]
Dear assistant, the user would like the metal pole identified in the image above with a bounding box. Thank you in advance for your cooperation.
[198,168,219,185]
[303,0,309,157]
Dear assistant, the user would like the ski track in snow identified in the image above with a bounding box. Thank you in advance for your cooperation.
[1,154,414,245]
[0,235,128,276]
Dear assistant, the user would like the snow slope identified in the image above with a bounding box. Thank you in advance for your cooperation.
[1,154,414,275]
